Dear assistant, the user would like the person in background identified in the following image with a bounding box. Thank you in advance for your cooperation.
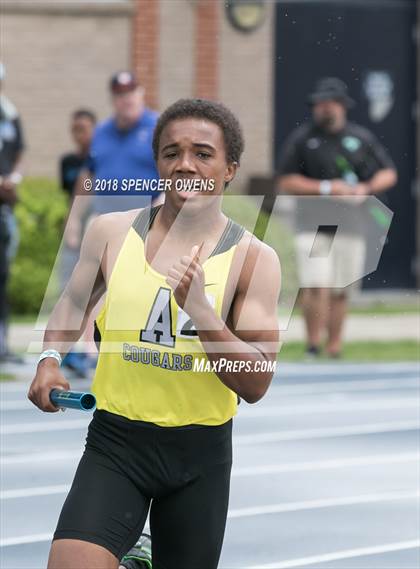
[59,109,97,377]
[60,110,96,200]
[0,62,25,363]
[66,71,160,251]
[278,77,397,358]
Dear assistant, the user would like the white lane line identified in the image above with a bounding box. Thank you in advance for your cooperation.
[235,420,420,445]
[0,383,31,394]
[233,452,420,477]
[3,396,419,414]
[0,380,90,394]
[1,449,83,465]
[0,377,418,414]
[275,362,420,375]
[0,533,53,547]
[238,398,420,418]
[1,419,418,439]
[3,454,418,501]
[247,540,420,569]
[271,377,419,395]
[0,373,418,397]
[3,450,416,471]
[0,419,90,435]
[1,484,70,500]
[1,401,37,411]
[2,493,419,548]
[228,490,420,519]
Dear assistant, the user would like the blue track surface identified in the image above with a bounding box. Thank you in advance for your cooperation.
[1,362,419,568]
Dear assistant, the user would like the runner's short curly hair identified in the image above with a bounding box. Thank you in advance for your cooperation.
[152,98,244,164]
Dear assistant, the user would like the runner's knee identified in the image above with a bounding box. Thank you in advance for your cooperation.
[48,538,119,569]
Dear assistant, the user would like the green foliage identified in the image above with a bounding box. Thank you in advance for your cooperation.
[278,340,420,362]
[8,178,68,314]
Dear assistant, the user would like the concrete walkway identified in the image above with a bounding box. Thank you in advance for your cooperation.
[7,313,419,354]
[280,313,419,342]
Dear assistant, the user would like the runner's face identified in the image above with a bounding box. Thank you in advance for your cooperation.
[157,118,237,209]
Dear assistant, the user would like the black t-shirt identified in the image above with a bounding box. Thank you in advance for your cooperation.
[278,122,395,233]
[60,153,87,197]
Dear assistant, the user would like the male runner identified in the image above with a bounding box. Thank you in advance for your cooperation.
[28,99,280,569]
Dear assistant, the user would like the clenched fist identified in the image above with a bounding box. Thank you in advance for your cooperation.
[28,359,71,413]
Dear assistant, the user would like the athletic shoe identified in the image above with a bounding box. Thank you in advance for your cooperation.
[304,345,321,359]
[120,533,152,569]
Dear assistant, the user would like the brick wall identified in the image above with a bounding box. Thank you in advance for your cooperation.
[132,0,159,109]
[194,0,219,99]
[416,6,420,286]
[158,0,274,190]
[1,3,132,177]
[159,0,194,109]
[2,1,274,185]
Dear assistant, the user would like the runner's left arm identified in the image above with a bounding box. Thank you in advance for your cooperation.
[167,240,280,404]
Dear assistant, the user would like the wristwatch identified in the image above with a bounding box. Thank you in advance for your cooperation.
[319,180,332,195]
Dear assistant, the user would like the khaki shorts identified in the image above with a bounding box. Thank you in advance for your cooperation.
[295,231,366,293]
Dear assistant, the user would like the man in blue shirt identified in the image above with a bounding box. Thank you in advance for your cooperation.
[66,72,160,249]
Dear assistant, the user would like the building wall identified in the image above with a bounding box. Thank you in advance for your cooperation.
[2,0,274,187]
[159,0,274,189]
[1,2,132,177]
[220,1,275,188]
[159,0,194,110]
[416,0,420,286]
[132,0,159,108]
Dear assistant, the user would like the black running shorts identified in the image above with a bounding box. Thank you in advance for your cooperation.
[53,410,233,568]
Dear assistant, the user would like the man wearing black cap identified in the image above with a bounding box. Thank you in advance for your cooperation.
[278,77,397,358]
[66,71,160,250]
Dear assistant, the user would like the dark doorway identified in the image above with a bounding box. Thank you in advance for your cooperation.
[274,0,417,288]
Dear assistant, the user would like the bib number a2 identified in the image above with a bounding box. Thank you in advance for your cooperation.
[140,287,215,346]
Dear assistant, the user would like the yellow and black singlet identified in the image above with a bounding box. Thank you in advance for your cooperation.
[91,206,245,427]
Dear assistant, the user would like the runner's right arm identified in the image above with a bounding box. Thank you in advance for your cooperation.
[28,216,107,412]
[65,169,93,249]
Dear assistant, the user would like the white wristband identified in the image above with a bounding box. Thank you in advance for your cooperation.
[319,180,332,195]
[38,349,62,366]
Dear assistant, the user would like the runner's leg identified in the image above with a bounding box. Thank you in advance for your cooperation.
[48,412,151,567]
[150,461,232,569]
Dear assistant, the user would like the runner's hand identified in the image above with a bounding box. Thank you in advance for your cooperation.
[166,243,208,317]
[28,359,70,413]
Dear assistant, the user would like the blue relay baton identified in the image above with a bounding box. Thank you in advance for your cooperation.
[50,389,96,412]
